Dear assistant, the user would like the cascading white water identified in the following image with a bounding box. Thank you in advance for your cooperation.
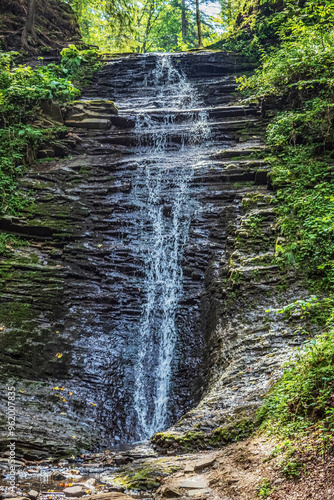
[133,54,210,440]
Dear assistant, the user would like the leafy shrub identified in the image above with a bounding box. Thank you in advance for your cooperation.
[238,29,334,97]
[279,457,304,479]
[226,0,334,452]
[0,46,101,218]
[256,478,273,498]
[257,324,334,438]
[60,46,102,85]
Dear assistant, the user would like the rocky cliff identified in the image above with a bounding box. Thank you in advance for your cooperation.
[0,51,310,457]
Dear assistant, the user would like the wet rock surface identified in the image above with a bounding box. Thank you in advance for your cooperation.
[0,50,308,457]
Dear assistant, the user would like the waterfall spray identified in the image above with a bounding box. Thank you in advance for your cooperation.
[133,54,210,440]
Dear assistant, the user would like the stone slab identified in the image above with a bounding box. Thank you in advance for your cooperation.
[179,479,208,489]
[65,119,111,129]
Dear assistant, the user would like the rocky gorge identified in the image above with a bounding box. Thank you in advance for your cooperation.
[0,50,315,498]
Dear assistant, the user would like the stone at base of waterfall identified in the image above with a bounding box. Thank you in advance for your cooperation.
[65,118,111,129]
[3,497,29,500]
[52,470,67,480]
[187,490,210,498]
[184,464,194,473]
[193,457,216,472]
[63,486,84,497]
[83,493,132,500]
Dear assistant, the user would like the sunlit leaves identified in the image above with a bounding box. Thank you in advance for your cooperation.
[66,0,220,52]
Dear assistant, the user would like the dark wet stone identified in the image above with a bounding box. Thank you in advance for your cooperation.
[0,51,308,458]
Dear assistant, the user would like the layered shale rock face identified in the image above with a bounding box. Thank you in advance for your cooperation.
[0,51,308,456]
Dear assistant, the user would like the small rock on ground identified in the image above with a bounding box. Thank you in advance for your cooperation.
[194,457,216,472]
[28,491,39,500]
[62,486,84,498]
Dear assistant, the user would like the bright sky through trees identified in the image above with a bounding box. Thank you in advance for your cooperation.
[66,0,224,52]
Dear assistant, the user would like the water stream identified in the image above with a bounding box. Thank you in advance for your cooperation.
[133,55,210,439]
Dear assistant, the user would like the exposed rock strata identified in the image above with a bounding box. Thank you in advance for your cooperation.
[0,51,309,456]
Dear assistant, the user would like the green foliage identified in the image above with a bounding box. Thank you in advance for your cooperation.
[266,296,334,326]
[0,234,29,255]
[215,0,334,62]
[235,8,334,290]
[243,213,263,234]
[257,323,334,439]
[60,46,103,86]
[269,147,334,290]
[256,478,273,498]
[68,0,135,49]
[279,455,304,479]
[226,0,334,455]
[0,46,100,221]
[0,55,80,126]
[0,125,43,215]
[67,0,220,52]
[238,30,334,98]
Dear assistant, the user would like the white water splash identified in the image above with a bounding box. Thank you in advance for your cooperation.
[133,54,210,439]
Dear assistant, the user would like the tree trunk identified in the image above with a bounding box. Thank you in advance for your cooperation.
[181,0,187,40]
[195,0,202,48]
[21,0,38,50]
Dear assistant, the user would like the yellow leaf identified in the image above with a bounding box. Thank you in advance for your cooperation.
[98,244,102,248]
[68,391,73,396]
[53,386,60,390]
[55,352,63,359]
[89,402,97,406]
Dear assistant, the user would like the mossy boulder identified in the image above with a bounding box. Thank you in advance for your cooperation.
[151,416,255,452]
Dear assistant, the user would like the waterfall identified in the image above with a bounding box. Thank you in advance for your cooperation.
[133,54,210,440]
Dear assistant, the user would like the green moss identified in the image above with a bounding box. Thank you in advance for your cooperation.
[242,193,274,210]
[112,461,181,491]
[152,417,255,451]
[209,418,255,446]
[0,302,34,327]
[256,478,274,498]
[0,233,29,256]
[233,181,254,188]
